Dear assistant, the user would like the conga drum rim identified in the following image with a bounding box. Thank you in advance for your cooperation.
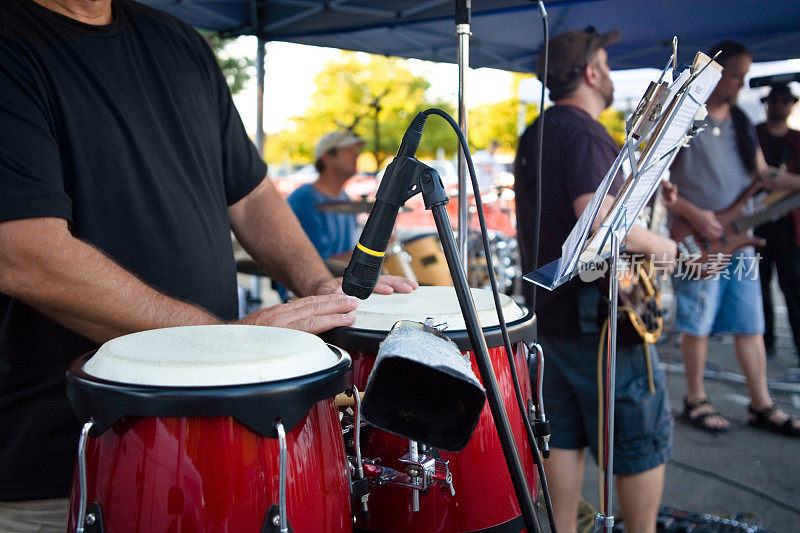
[322,286,536,351]
[67,325,352,438]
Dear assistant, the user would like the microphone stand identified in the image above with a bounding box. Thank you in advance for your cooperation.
[417,167,542,533]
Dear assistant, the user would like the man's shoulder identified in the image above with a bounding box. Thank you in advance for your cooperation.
[287,183,319,205]
[548,106,608,140]
[118,0,209,54]
[520,105,602,143]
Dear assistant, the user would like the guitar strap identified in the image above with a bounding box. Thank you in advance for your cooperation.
[730,105,757,174]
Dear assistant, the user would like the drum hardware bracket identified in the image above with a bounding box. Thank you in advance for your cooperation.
[361,455,455,497]
[76,420,96,533]
[408,440,421,511]
[262,504,294,533]
[528,342,551,458]
[400,453,455,496]
[349,385,370,520]
[275,420,289,533]
[79,503,104,533]
[595,512,615,530]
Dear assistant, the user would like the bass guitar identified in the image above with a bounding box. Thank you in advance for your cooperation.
[670,181,800,276]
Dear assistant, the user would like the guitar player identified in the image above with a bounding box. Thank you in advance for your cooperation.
[668,41,800,436]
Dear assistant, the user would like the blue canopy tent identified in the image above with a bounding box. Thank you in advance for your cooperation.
[141,0,800,71]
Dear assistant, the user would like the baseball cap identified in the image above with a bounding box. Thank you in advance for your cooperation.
[314,131,366,161]
[539,27,620,100]
[761,84,799,103]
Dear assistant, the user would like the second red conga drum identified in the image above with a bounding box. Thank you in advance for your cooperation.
[324,286,537,533]
[66,325,353,533]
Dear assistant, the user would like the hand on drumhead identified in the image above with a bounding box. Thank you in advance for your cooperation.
[372,274,418,295]
[236,294,358,334]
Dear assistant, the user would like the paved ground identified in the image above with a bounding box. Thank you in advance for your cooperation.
[574,285,800,532]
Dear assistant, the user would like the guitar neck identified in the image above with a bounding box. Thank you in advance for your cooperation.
[733,193,800,233]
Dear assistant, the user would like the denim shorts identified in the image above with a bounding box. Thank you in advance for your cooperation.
[538,334,673,476]
[672,249,765,337]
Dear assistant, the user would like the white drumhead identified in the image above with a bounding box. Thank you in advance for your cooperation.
[83,325,341,387]
[350,286,525,332]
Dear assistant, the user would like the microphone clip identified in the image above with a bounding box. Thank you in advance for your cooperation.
[378,157,448,209]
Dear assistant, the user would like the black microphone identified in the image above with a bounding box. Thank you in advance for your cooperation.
[342,113,428,299]
[749,72,800,88]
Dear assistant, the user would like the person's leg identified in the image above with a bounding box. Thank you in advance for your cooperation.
[733,334,771,408]
[671,276,727,429]
[682,333,709,401]
[616,464,665,533]
[604,343,672,532]
[760,260,775,350]
[543,448,587,533]
[717,250,800,432]
[771,222,800,356]
[755,223,777,349]
[682,333,729,429]
[734,334,800,431]
[537,335,595,529]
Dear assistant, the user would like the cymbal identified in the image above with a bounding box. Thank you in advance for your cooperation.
[316,198,410,214]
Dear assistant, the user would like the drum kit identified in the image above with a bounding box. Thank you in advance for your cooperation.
[65,286,539,533]
[381,232,520,294]
[317,194,521,293]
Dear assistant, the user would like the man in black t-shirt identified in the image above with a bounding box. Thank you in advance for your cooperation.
[515,29,677,532]
[754,84,800,359]
[0,0,414,528]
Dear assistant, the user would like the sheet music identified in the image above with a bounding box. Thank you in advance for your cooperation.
[583,58,721,256]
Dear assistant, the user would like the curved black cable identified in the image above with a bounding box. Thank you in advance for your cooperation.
[422,108,557,533]
[531,0,548,316]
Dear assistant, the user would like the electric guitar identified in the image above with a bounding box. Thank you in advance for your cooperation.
[617,189,666,344]
[670,181,800,276]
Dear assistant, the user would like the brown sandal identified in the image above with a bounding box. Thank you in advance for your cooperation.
[681,397,730,433]
[748,404,800,437]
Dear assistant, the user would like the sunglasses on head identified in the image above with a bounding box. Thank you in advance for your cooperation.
[583,26,600,67]
[768,96,796,104]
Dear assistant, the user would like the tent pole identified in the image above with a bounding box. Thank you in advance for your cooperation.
[255,36,266,157]
[456,0,471,276]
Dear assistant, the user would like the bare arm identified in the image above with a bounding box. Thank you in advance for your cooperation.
[0,217,221,343]
[756,147,800,191]
[229,176,335,296]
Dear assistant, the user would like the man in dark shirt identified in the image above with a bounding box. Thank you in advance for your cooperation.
[754,84,800,360]
[515,29,676,532]
[0,0,413,529]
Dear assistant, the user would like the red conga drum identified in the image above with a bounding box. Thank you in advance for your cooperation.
[65,325,353,533]
[323,286,537,532]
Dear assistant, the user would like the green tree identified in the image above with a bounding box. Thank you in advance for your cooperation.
[469,73,540,152]
[265,52,457,169]
[201,32,253,95]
